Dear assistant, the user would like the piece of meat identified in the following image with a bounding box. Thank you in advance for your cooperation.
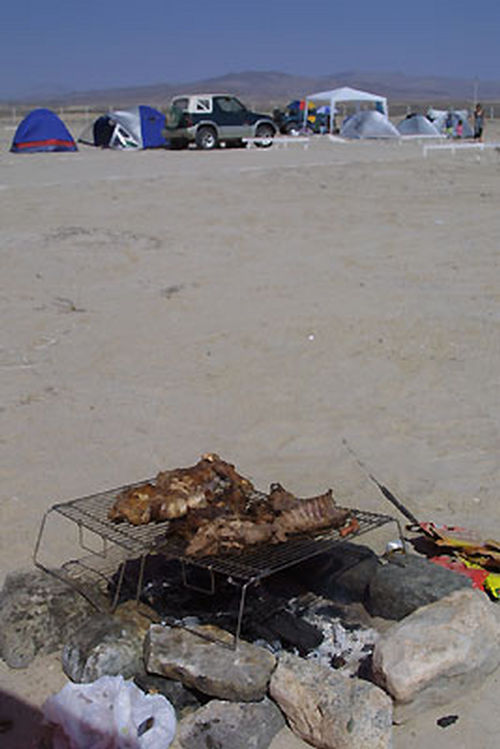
[185,518,274,557]
[268,483,302,512]
[108,454,256,525]
[169,482,352,557]
[271,489,351,544]
[108,484,164,525]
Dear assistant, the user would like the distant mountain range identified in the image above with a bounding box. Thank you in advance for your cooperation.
[4,70,500,109]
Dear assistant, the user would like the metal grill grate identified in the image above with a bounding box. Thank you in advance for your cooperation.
[43,479,395,581]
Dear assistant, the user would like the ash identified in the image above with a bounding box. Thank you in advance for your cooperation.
[290,596,380,675]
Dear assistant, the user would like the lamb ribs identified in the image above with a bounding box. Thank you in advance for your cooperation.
[108,454,355,557]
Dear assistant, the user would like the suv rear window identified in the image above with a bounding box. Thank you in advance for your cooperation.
[193,97,212,113]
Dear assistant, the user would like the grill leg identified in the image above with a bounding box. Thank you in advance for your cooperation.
[111,561,126,611]
[135,554,147,603]
[234,580,252,650]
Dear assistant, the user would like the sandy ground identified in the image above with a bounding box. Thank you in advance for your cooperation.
[1,119,500,747]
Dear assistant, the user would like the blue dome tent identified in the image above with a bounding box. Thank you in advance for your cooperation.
[78,106,167,149]
[10,109,77,153]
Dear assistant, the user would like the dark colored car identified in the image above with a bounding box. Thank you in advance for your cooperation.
[164,94,277,150]
[273,100,331,135]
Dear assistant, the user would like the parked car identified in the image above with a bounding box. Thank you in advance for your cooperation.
[273,100,332,135]
[164,94,277,150]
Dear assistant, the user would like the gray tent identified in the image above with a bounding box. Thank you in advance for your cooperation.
[340,110,399,139]
[396,115,442,137]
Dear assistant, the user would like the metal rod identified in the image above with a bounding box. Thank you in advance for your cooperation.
[234,580,252,650]
[181,561,216,595]
[33,509,50,566]
[78,522,108,557]
[136,554,147,604]
[342,439,420,525]
[111,561,126,611]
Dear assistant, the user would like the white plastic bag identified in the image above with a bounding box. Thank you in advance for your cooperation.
[42,674,177,749]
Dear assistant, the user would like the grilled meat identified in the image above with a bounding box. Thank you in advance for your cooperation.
[272,489,350,543]
[108,453,255,525]
[108,454,354,556]
[186,518,274,556]
[170,482,351,557]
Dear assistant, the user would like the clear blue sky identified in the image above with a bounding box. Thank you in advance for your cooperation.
[1,0,498,97]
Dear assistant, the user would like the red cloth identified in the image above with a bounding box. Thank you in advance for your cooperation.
[430,555,489,589]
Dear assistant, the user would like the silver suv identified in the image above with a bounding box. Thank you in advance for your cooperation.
[164,94,277,150]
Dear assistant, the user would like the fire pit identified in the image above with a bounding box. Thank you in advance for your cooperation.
[34,475,401,646]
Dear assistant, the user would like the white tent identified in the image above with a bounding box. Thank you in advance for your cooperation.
[305,86,388,132]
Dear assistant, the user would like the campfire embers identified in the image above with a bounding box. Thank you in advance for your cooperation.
[108,549,377,673]
[109,555,321,652]
[108,454,356,557]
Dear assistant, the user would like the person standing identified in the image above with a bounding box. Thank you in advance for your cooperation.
[474,103,484,141]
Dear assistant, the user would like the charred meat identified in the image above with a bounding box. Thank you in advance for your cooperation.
[108,453,255,525]
[170,482,351,557]
[109,454,354,556]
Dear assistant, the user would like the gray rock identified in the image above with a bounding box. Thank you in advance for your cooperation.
[144,623,276,701]
[294,544,380,603]
[62,613,145,682]
[134,672,202,716]
[270,651,393,749]
[372,588,500,720]
[0,569,94,668]
[367,553,472,620]
[177,697,285,749]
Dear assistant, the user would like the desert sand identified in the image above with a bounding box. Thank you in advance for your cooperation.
[1,118,500,747]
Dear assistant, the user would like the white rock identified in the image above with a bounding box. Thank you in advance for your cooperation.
[372,588,500,719]
[270,651,392,749]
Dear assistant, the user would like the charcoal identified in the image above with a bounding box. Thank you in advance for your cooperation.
[245,609,323,655]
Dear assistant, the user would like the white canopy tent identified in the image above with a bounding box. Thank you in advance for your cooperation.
[305,86,388,133]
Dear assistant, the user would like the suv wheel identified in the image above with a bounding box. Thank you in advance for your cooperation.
[196,126,218,150]
[254,124,275,148]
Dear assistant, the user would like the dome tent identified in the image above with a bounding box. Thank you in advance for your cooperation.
[340,110,399,139]
[396,114,442,137]
[79,106,166,149]
[10,108,77,153]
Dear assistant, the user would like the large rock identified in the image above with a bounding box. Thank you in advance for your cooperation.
[372,588,500,720]
[270,651,392,749]
[62,612,146,682]
[367,553,472,620]
[0,570,95,668]
[176,697,285,749]
[144,623,276,701]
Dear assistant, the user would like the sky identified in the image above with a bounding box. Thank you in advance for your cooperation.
[1,0,499,98]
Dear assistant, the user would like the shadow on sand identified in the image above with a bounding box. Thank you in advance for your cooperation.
[0,688,47,748]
